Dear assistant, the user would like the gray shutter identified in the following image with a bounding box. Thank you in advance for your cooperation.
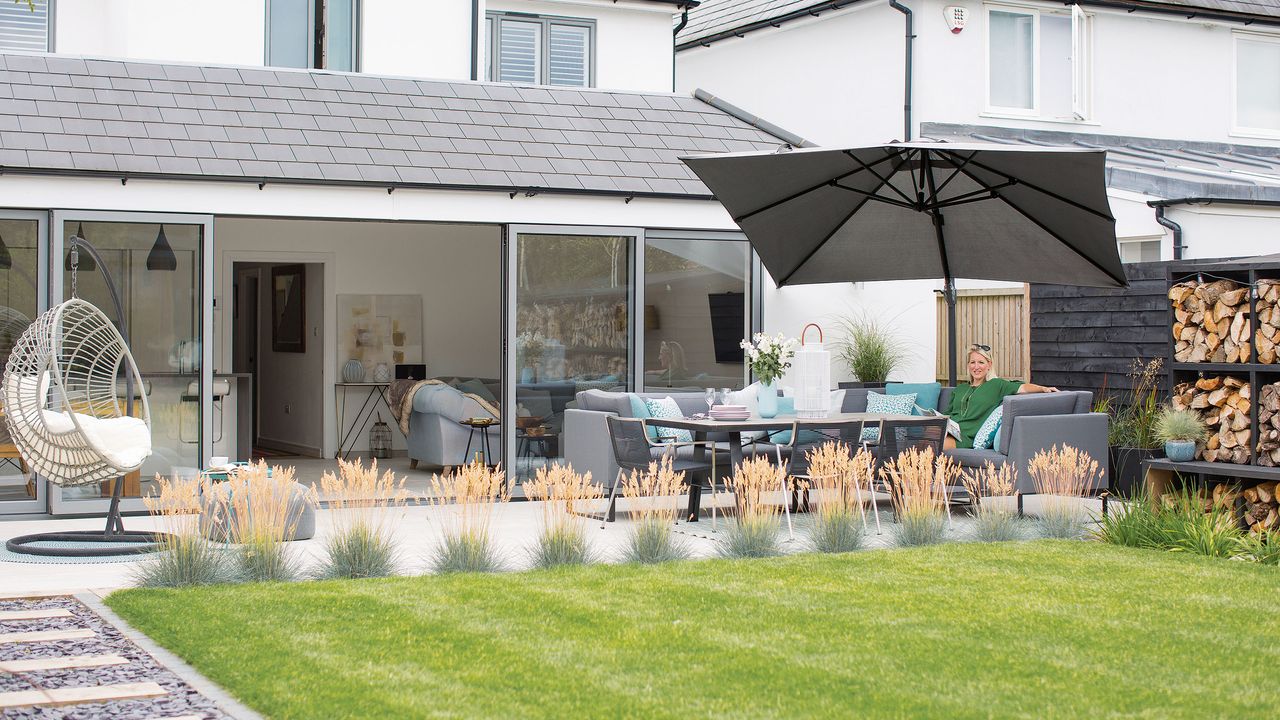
[498,19,540,84]
[548,23,589,87]
[0,0,50,53]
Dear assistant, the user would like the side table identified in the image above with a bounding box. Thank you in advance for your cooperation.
[459,418,498,466]
[334,382,397,461]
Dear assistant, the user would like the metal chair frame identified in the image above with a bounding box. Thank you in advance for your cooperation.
[601,416,720,529]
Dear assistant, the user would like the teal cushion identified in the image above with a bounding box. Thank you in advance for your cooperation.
[862,391,917,443]
[644,396,693,444]
[769,397,830,445]
[627,393,658,441]
[973,406,1004,450]
[992,414,1006,453]
[887,382,942,415]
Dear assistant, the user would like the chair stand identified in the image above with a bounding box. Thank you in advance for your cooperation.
[6,474,166,557]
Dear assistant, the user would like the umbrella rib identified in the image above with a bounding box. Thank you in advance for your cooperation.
[843,149,917,206]
[928,150,980,201]
[829,182,917,211]
[924,179,1018,211]
[986,184,1127,287]
[731,152,901,224]
[938,150,1116,222]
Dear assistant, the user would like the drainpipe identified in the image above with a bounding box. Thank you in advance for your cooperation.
[1153,205,1185,260]
[888,0,913,141]
[673,6,691,92]
[470,0,481,81]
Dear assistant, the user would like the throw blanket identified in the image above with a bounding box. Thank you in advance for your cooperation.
[389,379,502,436]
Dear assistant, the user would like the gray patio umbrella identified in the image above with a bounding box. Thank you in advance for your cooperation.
[682,142,1127,384]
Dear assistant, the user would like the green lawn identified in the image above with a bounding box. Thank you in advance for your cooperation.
[107,541,1280,719]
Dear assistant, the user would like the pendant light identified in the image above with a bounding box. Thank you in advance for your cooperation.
[65,223,95,272]
[146,224,177,271]
[0,232,11,270]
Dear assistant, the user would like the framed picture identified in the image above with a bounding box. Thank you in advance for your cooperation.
[271,264,306,353]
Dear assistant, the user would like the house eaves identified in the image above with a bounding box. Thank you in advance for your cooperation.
[0,52,802,200]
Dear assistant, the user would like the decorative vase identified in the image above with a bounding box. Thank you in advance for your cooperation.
[1165,440,1197,462]
[342,359,365,383]
[372,362,391,383]
[758,380,779,418]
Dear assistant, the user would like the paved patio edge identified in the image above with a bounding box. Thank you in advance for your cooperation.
[76,591,266,720]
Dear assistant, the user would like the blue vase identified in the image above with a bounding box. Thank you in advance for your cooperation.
[758,380,778,418]
[1165,440,1196,462]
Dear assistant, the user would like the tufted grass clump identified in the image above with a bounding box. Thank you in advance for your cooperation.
[883,447,956,547]
[523,464,600,569]
[219,463,311,583]
[618,456,690,564]
[316,458,408,580]
[963,462,1025,542]
[803,442,871,554]
[133,475,230,588]
[719,456,783,558]
[1028,446,1100,539]
[427,461,508,574]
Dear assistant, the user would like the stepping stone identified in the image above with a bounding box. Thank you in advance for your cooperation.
[0,609,73,621]
[0,681,165,709]
[0,654,128,673]
[0,628,95,644]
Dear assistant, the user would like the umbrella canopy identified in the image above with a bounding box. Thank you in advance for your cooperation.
[683,142,1127,383]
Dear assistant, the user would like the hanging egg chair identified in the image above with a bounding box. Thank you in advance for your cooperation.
[3,240,160,556]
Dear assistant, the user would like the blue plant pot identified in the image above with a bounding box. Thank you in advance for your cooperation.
[1165,440,1197,462]
[758,380,779,418]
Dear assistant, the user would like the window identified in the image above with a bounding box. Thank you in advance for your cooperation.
[1235,33,1280,135]
[266,0,360,71]
[986,4,1090,119]
[487,12,594,87]
[1118,239,1161,264]
[0,0,51,52]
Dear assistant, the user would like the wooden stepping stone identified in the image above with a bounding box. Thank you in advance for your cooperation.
[0,654,128,673]
[0,609,73,622]
[0,681,165,709]
[0,628,95,644]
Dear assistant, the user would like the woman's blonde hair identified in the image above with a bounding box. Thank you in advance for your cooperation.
[968,344,998,380]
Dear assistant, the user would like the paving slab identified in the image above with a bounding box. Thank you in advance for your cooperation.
[0,680,165,709]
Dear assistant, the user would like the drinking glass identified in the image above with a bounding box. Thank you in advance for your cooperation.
[704,388,718,413]
[721,388,732,405]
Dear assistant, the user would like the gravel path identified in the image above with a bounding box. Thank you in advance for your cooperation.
[0,596,231,719]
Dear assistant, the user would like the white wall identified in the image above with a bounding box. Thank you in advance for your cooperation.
[362,0,475,79]
[55,0,266,67]
[1158,202,1280,260]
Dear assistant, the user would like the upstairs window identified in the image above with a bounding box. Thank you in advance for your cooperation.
[0,0,52,52]
[1235,33,1280,136]
[486,12,594,87]
[266,0,360,71]
[986,5,1091,120]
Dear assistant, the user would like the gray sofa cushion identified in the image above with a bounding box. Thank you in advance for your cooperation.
[998,391,1089,452]
[944,447,1007,468]
[841,389,870,413]
[576,389,633,416]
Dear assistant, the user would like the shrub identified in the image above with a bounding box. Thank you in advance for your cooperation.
[803,442,870,554]
[618,457,691,564]
[830,310,911,383]
[1093,488,1165,549]
[1096,358,1163,449]
[427,461,507,574]
[962,463,1024,542]
[132,475,229,588]
[1237,530,1280,565]
[315,458,407,580]
[220,462,311,583]
[1159,489,1243,558]
[882,447,956,547]
[522,464,600,569]
[1028,446,1100,539]
[719,456,783,558]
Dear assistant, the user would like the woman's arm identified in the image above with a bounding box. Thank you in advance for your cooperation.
[1017,382,1059,394]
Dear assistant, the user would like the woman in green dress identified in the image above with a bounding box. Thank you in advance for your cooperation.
[943,344,1059,449]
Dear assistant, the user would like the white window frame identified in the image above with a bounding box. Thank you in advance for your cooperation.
[264,0,362,71]
[1231,31,1280,140]
[984,2,1092,121]
[486,11,596,87]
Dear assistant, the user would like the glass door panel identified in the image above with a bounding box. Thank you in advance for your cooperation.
[0,213,44,513]
[509,230,634,482]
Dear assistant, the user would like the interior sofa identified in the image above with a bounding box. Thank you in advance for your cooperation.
[407,379,501,470]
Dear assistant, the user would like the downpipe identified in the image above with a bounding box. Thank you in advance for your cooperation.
[1153,205,1185,260]
[889,0,913,141]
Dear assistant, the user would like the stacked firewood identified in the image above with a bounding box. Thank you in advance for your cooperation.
[1255,279,1280,364]
[1169,279,1252,363]
[1171,376,1251,464]
[1256,382,1280,466]
[1163,484,1277,535]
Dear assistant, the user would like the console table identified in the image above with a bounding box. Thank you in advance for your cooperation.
[334,382,399,461]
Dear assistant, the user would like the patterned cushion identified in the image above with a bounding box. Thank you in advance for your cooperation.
[644,396,693,444]
[973,406,1004,450]
[862,391,917,443]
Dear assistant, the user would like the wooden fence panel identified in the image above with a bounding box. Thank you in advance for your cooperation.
[936,288,1029,382]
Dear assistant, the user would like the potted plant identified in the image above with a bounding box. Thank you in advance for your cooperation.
[1154,406,1207,462]
[830,310,910,389]
[740,332,797,418]
[1094,358,1165,497]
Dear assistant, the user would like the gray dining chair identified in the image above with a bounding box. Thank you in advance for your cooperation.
[602,415,720,528]
[770,421,869,539]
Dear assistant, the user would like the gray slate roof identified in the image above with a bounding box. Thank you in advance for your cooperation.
[921,122,1280,202]
[676,0,1280,48]
[0,53,791,197]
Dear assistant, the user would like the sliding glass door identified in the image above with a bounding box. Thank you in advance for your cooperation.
[0,211,46,514]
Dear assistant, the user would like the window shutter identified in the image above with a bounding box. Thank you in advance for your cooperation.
[0,0,50,53]
[548,23,589,87]
[499,19,540,84]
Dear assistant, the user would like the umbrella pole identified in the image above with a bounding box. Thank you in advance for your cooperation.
[944,277,958,386]
[923,151,960,386]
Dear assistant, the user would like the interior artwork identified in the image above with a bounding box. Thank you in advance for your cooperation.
[272,264,306,353]
[337,294,424,379]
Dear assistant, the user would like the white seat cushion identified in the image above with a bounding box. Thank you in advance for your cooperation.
[41,410,151,470]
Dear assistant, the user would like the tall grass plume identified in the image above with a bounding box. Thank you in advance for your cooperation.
[132,475,229,587]
[220,462,312,582]
[1028,445,1099,539]
[719,456,784,558]
[963,462,1024,542]
[882,447,955,547]
[803,442,870,553]
[316,458,408,579]
[523,464,600,568]
[427,461,508,573]
[618,456,692,564]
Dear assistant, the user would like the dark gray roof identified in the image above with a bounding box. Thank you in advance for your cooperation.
[921,122,1280,202]
[676,0,1280,48]
[0,53,791,197]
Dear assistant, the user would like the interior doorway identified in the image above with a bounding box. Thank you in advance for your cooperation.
[233,261,325,458]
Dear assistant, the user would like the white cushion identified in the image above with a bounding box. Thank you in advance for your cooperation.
[41,410,151,470]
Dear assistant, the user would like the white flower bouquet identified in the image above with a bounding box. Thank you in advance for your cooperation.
[739,332,797,385]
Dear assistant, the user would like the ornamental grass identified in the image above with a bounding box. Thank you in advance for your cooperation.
[426,461,508,574]
[882,447,957,547]
[802,442,872,554]
[132,475,229,588]
[962,462,1025,542]
[316,458,409,580]
[522,464,601,569]
[222,462,312,583]
[618,456,692,564]
[719,455,784,559]
[1028,445,1100,539]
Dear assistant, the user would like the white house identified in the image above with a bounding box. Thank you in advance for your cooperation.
[676,0,1280,382]
[0,0,804,517]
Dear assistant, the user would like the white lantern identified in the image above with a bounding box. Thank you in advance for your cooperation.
[793,323,832,419]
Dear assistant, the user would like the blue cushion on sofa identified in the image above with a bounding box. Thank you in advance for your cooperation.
[887,382,942,415]
[973,406,1003,450]
[627,393,659,441]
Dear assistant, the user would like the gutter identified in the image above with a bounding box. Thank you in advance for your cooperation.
[0,165,717,202]
[888,0,913,142]
[693,89,817,148]
[676,0,863,51]
[1147,197,1280,260]
[1073,0,1280,29]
